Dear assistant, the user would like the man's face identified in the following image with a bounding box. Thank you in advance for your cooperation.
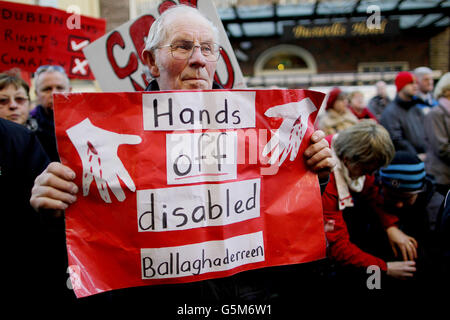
[401,82,418,98]
[35,71,70,110]
[382,186,419,209]
[147,13,217,90]
[418,73,434,94]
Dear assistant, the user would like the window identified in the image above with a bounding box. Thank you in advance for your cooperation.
[254,44,317,75]
[358,61,409,73]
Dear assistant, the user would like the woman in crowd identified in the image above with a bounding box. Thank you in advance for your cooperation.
[424,72,450,195]
[317,87,358,135]
[348,90,377,121]
[0,73,37,131]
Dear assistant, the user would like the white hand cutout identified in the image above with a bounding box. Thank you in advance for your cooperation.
[66,118,142,203]
[262,98,317,165]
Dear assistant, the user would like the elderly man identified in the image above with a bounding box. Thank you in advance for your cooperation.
[31,65,71,162]
[30,5,334,303]
[413,66,438,114]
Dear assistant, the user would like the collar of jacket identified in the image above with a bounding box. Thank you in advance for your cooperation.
[145,79,224,91]
[30,104,54,124]
[394,94,419,110]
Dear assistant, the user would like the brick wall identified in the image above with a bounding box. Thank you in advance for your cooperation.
[430,27,449,73]
[99,0,130,32]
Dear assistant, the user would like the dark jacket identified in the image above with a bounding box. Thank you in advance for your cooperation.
[380,95,425,155]
[0,119,78,307]
[0,118,49,218]
[368,95,391,120]
[30,105,60,162]
[0,118,52,302]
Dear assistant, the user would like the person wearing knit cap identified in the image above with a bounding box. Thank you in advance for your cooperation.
[395,71,417,93]
[380,71,426,160]
[317,87,358,136]
[379,151,426,197]
[377,151,441,288]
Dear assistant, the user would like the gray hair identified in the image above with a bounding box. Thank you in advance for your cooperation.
[34,65,69,90]
[413,66,433,80]
[143,5,219,53]
[334,120,395,169]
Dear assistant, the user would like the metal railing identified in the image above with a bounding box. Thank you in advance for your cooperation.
[245,70,442,88]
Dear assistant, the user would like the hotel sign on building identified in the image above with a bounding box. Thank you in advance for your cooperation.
[287,19,399,39]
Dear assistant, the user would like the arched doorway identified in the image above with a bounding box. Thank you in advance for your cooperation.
[254,44,317,76]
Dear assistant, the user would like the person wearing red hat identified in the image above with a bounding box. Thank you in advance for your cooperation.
[317,87,358,136]
[380,71,426,160]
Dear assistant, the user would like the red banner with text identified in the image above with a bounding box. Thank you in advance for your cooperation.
[0,0,105,79]
[54,89,326,298]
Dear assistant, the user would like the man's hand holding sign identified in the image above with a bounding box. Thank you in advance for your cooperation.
[30,5,335,299]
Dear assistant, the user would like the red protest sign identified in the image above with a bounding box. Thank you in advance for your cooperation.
[54,89,326,298]
[0,1,105,79]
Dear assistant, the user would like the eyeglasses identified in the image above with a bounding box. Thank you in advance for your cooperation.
[0,96,29,107]
[35,65,66,76]
[159,41,221,62]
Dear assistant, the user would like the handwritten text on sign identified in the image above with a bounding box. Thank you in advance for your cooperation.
[166,131,238,184]
[137,178,260,232]
[142,91,256,131]
[142,232,264,279]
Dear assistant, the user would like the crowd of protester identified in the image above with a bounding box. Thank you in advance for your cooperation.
[0,4,449,311]
[316,68,450,296]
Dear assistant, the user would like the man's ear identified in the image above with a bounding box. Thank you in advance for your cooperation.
[142,50,160,78]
